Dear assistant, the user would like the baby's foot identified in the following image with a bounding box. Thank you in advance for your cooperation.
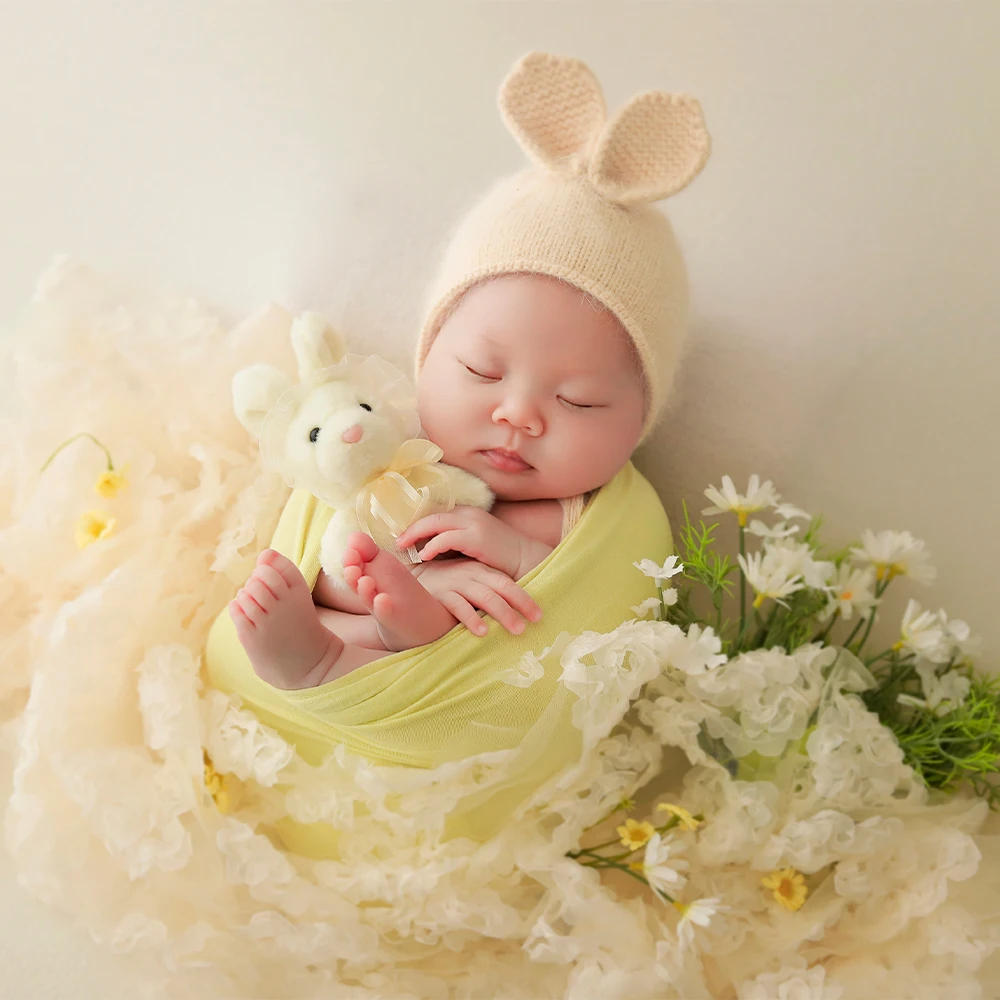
[229,549,343,689]
[342,533,456,651]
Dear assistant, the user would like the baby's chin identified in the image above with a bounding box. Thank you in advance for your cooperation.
[484,471,599,504]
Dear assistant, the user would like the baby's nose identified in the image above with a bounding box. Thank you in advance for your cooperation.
[341,424,364,444]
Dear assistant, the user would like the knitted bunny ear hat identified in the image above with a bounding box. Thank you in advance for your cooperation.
[414,51,711,439]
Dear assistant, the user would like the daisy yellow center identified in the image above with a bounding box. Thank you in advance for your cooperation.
[617,818,655,849]
[840,590,853,601]
[762,868,807,911]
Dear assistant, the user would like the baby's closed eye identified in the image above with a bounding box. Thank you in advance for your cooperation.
[461,361,501,383]
[558,396,597,410]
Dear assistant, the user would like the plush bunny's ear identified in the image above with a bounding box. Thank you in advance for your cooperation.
[588,91,710,206]
[290,311,347,383]
[499,51,607,171]
[232,364,293,438]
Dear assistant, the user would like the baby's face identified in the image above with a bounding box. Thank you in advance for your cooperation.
[417,273,645,502]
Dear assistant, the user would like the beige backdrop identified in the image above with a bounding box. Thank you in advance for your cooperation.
[1,2,998,995]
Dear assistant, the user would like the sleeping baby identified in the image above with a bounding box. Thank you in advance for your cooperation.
[204,53,710,811]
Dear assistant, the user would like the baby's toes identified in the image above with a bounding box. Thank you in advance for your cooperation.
[260,549,310,594]
[345,532,380,563]
[249,563,285,598]
[356,575,378,610]
[372,592,394,619]
[230,590,262,627]
[343,565,363,591]
[244,577,278,612]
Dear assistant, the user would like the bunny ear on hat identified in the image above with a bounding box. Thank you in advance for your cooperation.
[499,52,607,171]
[498,51,710,206]
[589,91,711,205]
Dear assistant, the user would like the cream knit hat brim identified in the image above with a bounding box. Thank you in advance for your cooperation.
[415,52,710,440]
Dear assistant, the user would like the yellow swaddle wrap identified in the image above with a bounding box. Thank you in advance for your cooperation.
[204,460,671,854]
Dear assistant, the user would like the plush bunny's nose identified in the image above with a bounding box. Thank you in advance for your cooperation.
[341,424,364,444]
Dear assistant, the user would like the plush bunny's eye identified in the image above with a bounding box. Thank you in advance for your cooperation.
[359,403,373,412]
[308,427,320,443]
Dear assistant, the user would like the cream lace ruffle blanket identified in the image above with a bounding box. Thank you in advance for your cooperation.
[2,259,999,999]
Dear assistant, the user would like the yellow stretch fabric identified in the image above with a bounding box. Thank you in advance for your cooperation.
[204,461,671,853]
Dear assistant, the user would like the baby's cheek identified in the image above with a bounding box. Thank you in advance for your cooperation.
[418,382,464,446]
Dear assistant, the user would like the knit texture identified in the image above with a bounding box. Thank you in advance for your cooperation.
[415,51,711,438]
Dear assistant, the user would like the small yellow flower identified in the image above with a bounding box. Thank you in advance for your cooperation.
[94,465,129,498]
[616,796,636,813]
[75,510,116,549]
[203,753,235,814]
[656,802,702,831]
[617,818,656,850]
[761,867,808,911]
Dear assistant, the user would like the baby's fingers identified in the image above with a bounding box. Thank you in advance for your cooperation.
[416,529,473,563]
[466,582,536,635]
[487,573,543,624]
[439,593,488,637]
[396,513,456,549]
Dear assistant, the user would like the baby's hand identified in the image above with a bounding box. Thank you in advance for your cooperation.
[411,559,542,637]
[398,506,548,581]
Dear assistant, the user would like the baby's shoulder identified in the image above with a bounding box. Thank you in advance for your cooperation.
[491,498,564,548]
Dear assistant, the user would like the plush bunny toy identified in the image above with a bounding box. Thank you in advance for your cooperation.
[232,312,493,584]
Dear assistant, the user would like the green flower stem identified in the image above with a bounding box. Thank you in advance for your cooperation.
[850,579,890,656]
[869,660,917,712]
[865,649,896,669]
[577,857,658,892]
[39,432,114,474]
[842,615,868,650]
[852,611,879,656]
[657,584,665,621]
[575,850,678,902]
[812,609,840,644]
[752,605,774,647]
[738,523,747,642]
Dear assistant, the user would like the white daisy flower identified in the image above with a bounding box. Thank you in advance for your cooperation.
[851,529,936,585]
[901,661,972,716]
[674,896,722,949]
[702,475,779,526]
[746,519,800,540]
[939,613,983,660]
[893,599,949,662]
[820,564,878,622]
[926,668,971,714]
[640,833,688,901]
[738,549,805,609]
[632,597,663,619]
[634,556,684,586]
[774,502,812,522]
[767,539,835,590]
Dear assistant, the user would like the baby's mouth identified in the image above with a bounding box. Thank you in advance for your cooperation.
[480,448,533,473]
